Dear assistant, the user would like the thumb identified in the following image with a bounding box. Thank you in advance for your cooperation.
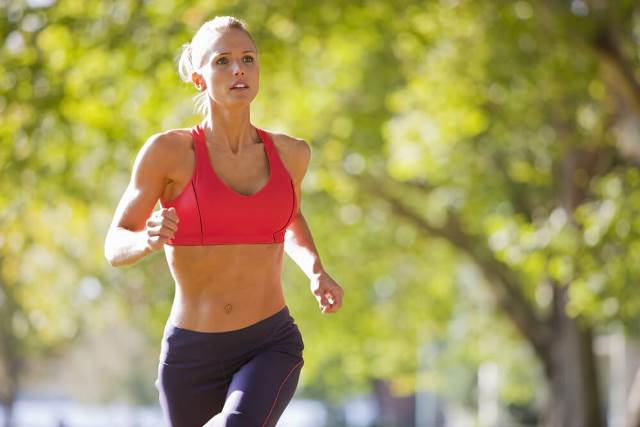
[318,293,330,306]
[166,207,179,223]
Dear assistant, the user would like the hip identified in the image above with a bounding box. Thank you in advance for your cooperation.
[159,304,304,368]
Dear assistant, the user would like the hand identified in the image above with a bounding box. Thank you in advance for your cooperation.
[145,207,179,251]
[310,272,344,314]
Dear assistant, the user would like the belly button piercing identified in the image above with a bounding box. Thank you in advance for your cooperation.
[224,304,233,314]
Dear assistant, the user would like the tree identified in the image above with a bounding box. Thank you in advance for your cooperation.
[2,1,640,427]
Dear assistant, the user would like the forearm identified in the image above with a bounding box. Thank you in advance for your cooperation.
[104,227,153,267]
[284,212,325,280]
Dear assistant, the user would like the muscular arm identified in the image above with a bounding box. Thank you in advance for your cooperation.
[104,132,177,267]
[284,212,326,279]
[277,135,325,277]
[279,134,343,313]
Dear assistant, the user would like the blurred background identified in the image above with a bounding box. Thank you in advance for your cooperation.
[1,0,640,426]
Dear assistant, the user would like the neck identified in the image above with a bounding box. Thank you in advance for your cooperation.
[202,104,254,154]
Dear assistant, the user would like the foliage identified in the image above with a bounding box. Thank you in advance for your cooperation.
[1,0,639,416]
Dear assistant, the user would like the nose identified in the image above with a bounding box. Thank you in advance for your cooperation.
[232,61,245,76]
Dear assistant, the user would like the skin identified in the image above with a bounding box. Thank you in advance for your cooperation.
[104,28,344,332]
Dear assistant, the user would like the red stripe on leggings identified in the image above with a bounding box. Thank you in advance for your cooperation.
[261,359,304,427]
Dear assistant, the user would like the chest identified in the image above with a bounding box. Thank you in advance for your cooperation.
[160,127,299,245]
[207,143,271,197]
[166,138,292,202]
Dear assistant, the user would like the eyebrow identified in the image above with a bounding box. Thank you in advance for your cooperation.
[213,50,256,56]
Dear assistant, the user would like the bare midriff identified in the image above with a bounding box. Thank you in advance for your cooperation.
[163,243,287,332]
[158,128,290,333]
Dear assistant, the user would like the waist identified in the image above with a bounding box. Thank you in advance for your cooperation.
[159,304,298,366]
[163,243,285,332]
[169,278,286,333]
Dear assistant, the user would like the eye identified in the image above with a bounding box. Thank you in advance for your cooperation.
[243,55,254,63]
[215,57,228,65]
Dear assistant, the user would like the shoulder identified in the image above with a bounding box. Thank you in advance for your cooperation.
[139,128,192,155]
[264,130,311,168]
[130,128,194,183]
[262,130,311,183]
[134,128,193,167]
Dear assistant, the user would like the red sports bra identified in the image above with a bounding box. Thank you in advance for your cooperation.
[160,124,298,245]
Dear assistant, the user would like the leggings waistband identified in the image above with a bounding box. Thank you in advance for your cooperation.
[160,305,295,362]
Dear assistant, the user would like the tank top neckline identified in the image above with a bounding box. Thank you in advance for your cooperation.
[195,124,274,199]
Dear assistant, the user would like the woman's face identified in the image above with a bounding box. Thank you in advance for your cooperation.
[193,29,259,108]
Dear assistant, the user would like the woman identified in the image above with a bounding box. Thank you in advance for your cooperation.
[104,16,344,427]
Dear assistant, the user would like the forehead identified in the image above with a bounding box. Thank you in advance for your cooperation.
[207,29,255,55]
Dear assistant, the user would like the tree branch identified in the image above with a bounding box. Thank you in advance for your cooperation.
[355,174,553,367]
[590,26,640,120]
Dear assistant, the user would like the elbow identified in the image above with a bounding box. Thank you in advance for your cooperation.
[105,253,118,268]
[104,244,118,267]
[103,234,122,268]
[105,251,126,268]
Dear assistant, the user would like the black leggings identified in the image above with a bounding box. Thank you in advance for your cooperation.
[155,305,305,427]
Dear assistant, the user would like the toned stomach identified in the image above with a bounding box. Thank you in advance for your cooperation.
[163,242,286,332]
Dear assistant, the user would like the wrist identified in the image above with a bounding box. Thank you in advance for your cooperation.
[138,231,154,255]
[309,265,326,280]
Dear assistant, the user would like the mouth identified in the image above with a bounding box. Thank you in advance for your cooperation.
[230,83,250,90]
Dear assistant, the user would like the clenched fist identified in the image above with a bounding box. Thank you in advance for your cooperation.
[145,207,179,251]
[310,271,344,314]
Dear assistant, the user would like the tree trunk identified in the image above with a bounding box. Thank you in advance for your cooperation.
[540,285,604,427]
[0,318,21,427]
[1,399,15,427]
[0,355,19,427]
[371,378,416,427]
[365,180,608,427]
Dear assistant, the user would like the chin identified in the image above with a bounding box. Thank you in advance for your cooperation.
[228,92,258,105]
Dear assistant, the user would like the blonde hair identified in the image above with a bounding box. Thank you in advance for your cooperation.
[176,16,256,116]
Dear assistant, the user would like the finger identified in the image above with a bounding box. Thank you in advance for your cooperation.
[319,294,330,306]
[151,234,172,247]
[326,296,342,312]
[327,294,335,305]
[148,228,174,239]
[325,291,337,305]
[334,292,343,306]
[147,235,165,249]
[313,287,328,300]
[148,218,176,232]
[312,288,326,297]
[160,218,178,233]
[163,207,179,223]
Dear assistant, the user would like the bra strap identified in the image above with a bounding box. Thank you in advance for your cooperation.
[191,124,211,178]
[256,127,283,175]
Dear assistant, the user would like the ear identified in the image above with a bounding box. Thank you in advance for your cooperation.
[191,72,206,90]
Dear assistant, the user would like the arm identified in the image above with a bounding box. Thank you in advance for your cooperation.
[104,132,179,267]
[281,136,344,314]
[284,213,325,280]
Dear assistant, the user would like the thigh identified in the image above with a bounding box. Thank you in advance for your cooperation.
[216,325,305,427]
[156,360,230,427]
[221,350,304,427]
